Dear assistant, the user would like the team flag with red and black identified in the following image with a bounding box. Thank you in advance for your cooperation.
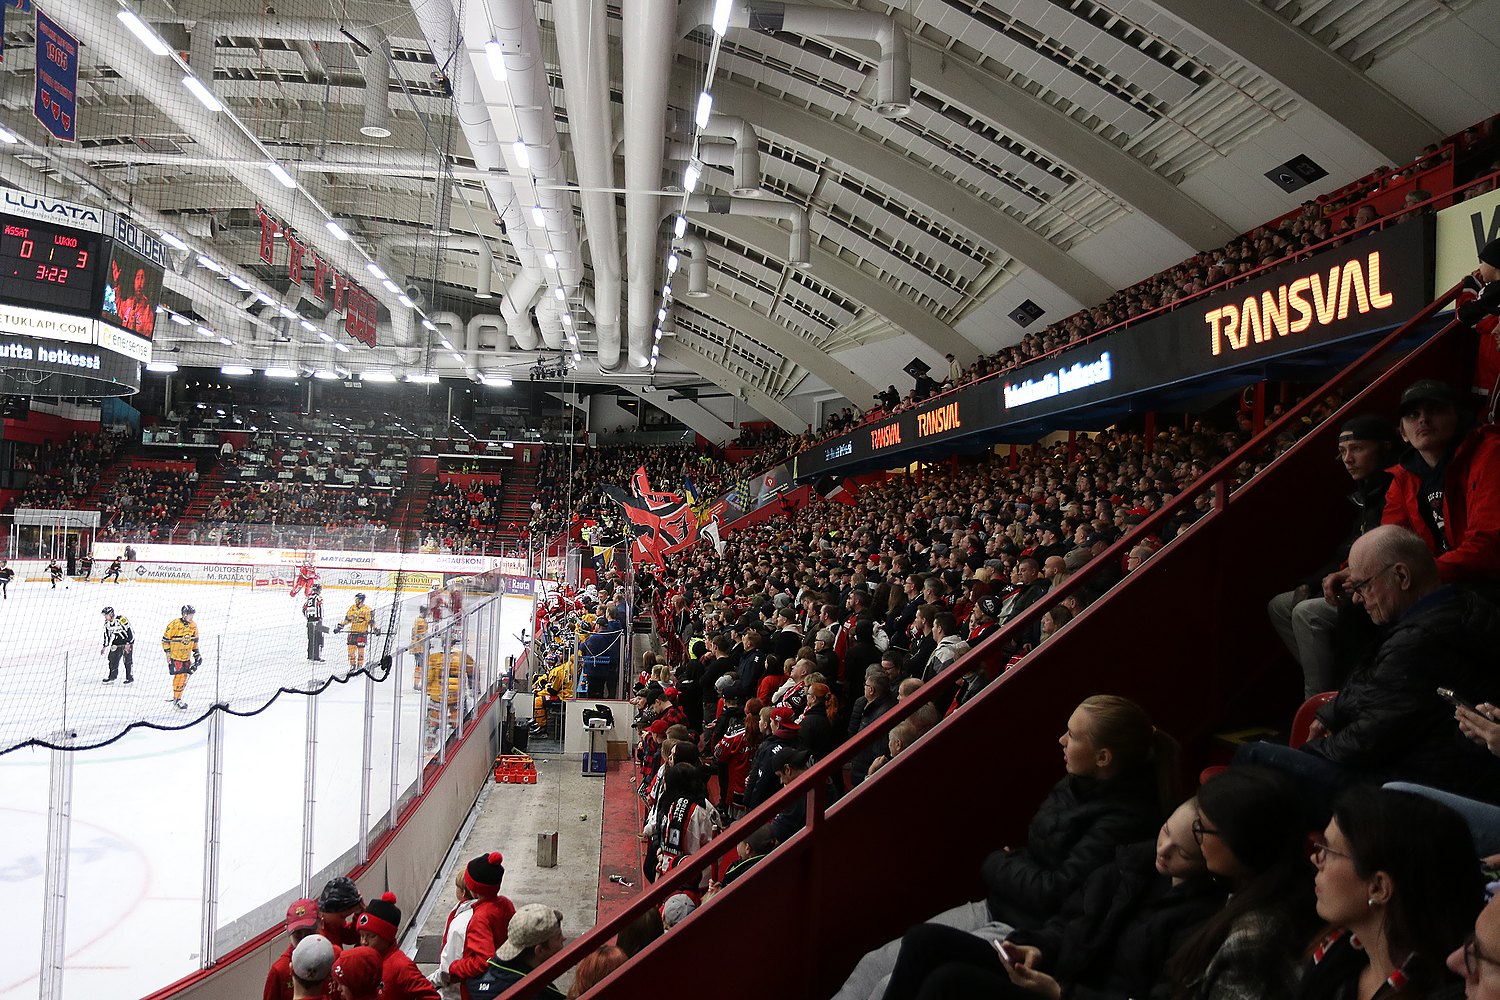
[601,466,699,566]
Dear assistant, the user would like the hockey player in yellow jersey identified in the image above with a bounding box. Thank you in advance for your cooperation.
[530,653,574,736]
[408,605,429,690]
[333,592,379,669]
[162,605,200,709]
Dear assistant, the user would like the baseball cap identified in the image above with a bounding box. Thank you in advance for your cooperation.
[290,933,335,982]
[774,744,813,769]
[286,897,320,933]
[1338,414,1398,445]
[498,904,564,962]
[770,705,800,732]
[1398,379,1462,415]
[331,945,382,995]
[977,595,1002,619]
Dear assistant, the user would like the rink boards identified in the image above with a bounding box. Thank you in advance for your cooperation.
[15,560,430,590]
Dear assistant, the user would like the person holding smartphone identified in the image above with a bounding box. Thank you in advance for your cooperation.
[1383,698,1500,859]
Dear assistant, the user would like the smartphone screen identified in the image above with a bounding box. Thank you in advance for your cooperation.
[992,939,1016,966]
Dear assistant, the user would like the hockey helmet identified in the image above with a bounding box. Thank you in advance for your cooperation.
[181,605,196,616]
[101,606,115,616]
[355,592,366,601]
[311,583,322,592]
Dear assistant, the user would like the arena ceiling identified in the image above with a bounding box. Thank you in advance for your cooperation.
[0,0,1495,432]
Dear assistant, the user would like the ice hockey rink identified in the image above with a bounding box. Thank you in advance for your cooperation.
[0,573,535,1000]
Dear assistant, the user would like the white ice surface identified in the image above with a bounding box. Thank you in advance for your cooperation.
[0,579,535,1000]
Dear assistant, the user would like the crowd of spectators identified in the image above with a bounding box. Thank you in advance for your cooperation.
[528,444,732,542]
[14,431,130,510]
[519,318,1500,995]
[96,467,195,539]
[418,479,510,554]
[736,118,1500,471]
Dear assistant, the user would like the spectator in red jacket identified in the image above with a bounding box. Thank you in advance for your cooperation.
[1377,380,1500,590]
[265,898,342,1000]
[443,853,517,998]
[355,892,439,1000]
[331,945,383,1000]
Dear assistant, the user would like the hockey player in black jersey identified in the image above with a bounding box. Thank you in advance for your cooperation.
[101,606,135,684]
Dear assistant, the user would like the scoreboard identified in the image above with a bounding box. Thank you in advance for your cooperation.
[0,217,103,316]
[0,188,153,397]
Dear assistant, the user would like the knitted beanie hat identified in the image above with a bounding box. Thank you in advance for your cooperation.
[464,852,505,898]
[355,892,400,941]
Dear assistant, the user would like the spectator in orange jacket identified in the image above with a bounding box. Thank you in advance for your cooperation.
[442,853,517,999]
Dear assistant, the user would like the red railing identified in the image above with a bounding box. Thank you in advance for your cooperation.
[503,282,1469,998]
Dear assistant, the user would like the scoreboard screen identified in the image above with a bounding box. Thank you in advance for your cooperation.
[0,215,103,316]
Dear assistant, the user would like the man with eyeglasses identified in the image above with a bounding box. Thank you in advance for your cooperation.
[1236,524,1500,818]
[1448,895,1500,998]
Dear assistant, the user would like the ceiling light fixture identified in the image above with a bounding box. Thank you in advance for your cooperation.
[159,232,188,252]
[398,294,415,308]
[265,366,299,379]
[407,373,439,383]
[512,140,529,168]
[531,206,546,228]
[334,343,350,353]
[695,91,714,129]
[0,127,17,145]
[197,255,224,273]
[169,312,191,326]
[674,215,687,239]
[218,337,234,347]
[666,253,679,274]
[450,352,464,364]
[221,365,253,376]
[325,220,350,241]
[484,39,507,81]
[266,162,296,188]
[683,160,701,192]
[381,278,400,294]
[544,251,557,269]
[146,361,178,373]
[182,75,222,112]
[421,319,437,332]
[278,306,298,319]
[553,286,566,301]
[117,10,171,56]
[712,0,734,35]
[439,338,454,351]
[362,370,397,382]
[318,332,334,343]
[560,313,572,325]
[228,274,252,291]
[300,320,317,332]
[196,326,214,337]
[366,262,388,281]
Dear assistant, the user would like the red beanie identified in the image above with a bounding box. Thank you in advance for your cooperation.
[331,945,383,997]
[464,852,505,898]
[355,892,399,942]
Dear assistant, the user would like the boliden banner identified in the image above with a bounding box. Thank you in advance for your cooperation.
[796,218,1432,478]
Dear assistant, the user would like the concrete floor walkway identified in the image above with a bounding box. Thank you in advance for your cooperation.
[404,752,609,992]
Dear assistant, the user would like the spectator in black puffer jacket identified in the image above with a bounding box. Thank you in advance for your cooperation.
[832,695,1178,1000]
[878,798,1227,1000]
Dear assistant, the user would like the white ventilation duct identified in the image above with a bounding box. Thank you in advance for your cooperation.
[623,0,678,369]
[466,315,508,379]
[676,234,710,297]
[409,0,542,352]
[376,234,495,301]
[43,0,414,346]
[686,194,810,267]
[678,2,910,117]
[454,0,584,293]
[535,294,566,350]
[553,0,623,370]
[208,17,394,138]
[666,115,762,196]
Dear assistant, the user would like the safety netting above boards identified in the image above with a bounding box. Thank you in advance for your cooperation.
[0,527,543,754]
